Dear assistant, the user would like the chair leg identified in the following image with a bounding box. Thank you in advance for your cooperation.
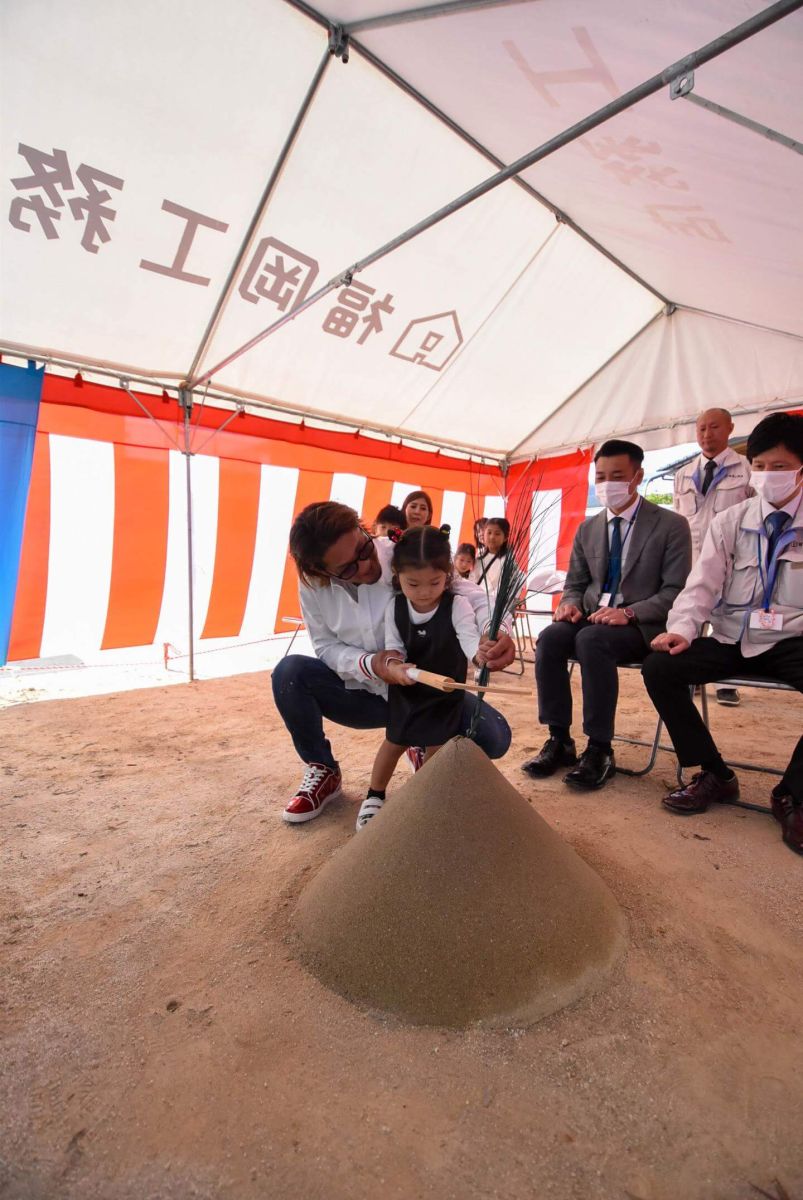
[616,716,667,777]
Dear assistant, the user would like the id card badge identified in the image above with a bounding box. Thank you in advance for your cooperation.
[599,592,613,608]
[749,609,784,631]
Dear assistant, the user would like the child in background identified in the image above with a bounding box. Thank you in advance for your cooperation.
[454,542,476,579]
[373,504,404,536]
[356,525,483,830]
[472,517,510,595]
[473,516,488,553]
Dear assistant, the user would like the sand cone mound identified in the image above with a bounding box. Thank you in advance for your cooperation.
[293,738,626,1028]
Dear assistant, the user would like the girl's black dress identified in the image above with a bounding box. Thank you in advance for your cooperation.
[386,591,468,747]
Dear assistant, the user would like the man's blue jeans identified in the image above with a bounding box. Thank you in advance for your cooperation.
[272,655,512,769]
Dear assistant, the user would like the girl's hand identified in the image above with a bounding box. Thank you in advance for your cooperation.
[386,659,416,686]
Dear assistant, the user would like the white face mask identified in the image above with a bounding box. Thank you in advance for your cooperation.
[596,480,636,511]
[750,469,802,505]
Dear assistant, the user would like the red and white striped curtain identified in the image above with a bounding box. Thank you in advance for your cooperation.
[7,374,590,662]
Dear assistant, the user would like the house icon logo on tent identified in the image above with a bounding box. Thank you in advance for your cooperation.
[389,311,463,372]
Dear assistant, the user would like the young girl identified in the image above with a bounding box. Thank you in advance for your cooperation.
[453,542,476,579]
[471,517,510,595]
[356,525,482,830]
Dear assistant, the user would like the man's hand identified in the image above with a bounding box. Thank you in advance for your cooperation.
[650,632,690,655]
[479,633,515,672]
[371,650,414,685]
[588,607,630,626]
[554,603,583,623]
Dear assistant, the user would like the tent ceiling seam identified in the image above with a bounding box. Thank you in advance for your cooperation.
[394,223,560,431]
[185,47,332,388]
[504,308,666,461]
[511,393,803,462]
[673,305,803,344]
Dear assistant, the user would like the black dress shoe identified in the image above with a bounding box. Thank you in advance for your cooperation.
[563,745,615,790]
[521,736,577,778]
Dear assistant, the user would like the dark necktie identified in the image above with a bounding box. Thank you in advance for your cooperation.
[701,459,716,496]
[604,516,623,603]
[765,511,790,564]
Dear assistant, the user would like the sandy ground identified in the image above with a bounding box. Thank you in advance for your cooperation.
[1,661,802,1200]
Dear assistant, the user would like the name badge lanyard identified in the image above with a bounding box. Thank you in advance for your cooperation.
[605,500,640,597]
[692,461,730,495]
[756,526,800,612]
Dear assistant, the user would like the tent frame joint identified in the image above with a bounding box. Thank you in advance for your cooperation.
[328,24,350,62]
[670,69,695,100]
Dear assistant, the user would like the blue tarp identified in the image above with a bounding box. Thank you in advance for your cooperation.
[0,361,44,665]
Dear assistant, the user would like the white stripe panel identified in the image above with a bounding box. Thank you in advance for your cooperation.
[529,489,562,589]
[240,464,299,640]
[390,481,420,510]
[440,491,466,551]
[330,472,367,516]
[40,436,116,658]
[483,494,506,519]
[155,451,219,649]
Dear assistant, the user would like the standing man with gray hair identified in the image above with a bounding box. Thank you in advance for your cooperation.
[673,407,752,706]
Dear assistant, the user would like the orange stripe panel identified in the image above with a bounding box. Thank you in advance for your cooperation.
[7,433,51,662]
[101,445,170,649]
[361,477,394,528]
[201,459,261,639]
[427,487,444,528]
[459,498,478,549]
[274,469,334,633]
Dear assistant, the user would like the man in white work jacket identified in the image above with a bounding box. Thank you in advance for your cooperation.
[673,407,752,705]
[643,412,803,856]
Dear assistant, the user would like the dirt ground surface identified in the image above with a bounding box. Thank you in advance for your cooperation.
[1,665,802,1200]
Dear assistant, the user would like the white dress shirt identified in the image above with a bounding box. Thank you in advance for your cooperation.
[605,495,641,606]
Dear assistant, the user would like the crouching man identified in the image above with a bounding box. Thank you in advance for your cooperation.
[643,413,803,855]
[272,502,515,824]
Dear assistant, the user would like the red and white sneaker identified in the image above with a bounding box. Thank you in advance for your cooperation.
[405,747,425,773]
[283,763,342,824]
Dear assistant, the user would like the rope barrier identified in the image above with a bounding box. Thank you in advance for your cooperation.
[0,630,305,676]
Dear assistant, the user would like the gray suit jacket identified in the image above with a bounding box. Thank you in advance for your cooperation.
[561,500,692,645]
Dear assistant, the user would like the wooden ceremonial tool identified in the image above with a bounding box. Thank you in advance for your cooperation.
[404,667,535,698]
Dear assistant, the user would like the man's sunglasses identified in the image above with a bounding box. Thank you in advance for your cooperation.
[326,530,375,581]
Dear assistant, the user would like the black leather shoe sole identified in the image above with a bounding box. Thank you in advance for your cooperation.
[563,760,616,790]
[521,753,577,779]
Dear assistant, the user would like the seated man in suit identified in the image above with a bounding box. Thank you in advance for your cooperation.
[643,412,803,855]
[523,440,692,790]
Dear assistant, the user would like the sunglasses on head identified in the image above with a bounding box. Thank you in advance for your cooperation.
[327,529,375,581]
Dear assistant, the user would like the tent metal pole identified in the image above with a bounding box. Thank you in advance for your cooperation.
[682,91,803,156]
[345,0,540,34]
[185,49,331,387]
[672,306,803,342]
[120,381,182,451]
[180,389,196,683]
[350,41,667,304]
[196,0,803,390]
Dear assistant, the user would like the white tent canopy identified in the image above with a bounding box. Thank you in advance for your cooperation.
[2,0,802,461]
